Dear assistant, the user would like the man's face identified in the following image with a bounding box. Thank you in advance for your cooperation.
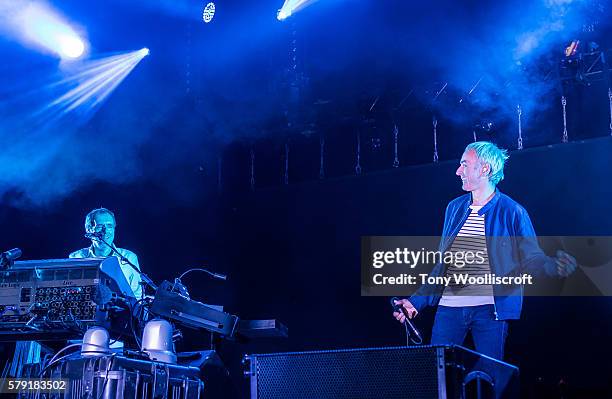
[456,149,488,192]
[90,213,116,248]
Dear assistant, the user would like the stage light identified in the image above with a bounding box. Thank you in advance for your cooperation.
[277,8,291,21]
[202,2,215,23]
[35,48,150,123]
[276,0,317,21]
[13,2,89,60]
[57,34,85,59]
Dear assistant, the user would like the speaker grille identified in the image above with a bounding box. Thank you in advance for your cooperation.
[249,346,443,399]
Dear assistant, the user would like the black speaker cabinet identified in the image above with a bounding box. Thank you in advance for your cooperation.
[243,345,519,399]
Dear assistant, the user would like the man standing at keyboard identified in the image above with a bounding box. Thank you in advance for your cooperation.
[69,207,143,299]
[393,141,577,360]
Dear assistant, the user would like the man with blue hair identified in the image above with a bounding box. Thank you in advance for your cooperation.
[393,141,576,360]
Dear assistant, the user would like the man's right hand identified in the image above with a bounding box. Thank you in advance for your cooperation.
[393,299,418,323]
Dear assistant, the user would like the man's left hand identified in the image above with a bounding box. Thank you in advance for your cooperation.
[555,250,577,277]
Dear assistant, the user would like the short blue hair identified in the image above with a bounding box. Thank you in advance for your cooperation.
[465,141,509,185]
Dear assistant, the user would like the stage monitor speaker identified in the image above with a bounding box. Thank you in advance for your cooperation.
[243,345,519,399]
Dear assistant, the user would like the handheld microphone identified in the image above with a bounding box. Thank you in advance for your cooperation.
[390,297,422,342]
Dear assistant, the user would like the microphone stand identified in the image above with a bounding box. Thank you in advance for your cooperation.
[92,235,158,292]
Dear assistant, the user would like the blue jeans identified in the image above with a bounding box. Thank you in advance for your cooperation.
[431,305,508,360]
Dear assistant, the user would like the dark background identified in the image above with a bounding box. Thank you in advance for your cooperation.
[1,0,612,397]
[2,137,612,398]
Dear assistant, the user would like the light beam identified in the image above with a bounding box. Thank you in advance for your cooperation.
[277,0,318,21]
[33,48,150,124]
[3,1,89,60]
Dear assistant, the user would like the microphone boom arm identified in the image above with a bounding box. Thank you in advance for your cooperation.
[91,235,158,292]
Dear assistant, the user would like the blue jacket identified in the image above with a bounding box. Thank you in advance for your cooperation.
[410,189,558,320]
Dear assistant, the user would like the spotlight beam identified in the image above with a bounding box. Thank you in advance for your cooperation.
[51,52,147,108]
[5,2,88,59]
[29,49,149,125]
[277,0,318,20]
[57,62,133,112]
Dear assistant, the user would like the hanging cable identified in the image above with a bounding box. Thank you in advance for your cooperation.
[217,155,222,194]
[283,143,289,185]
[404,320,423,345]
[319,134,325,179]
[517,104,524,150]
[355,131,362,175]
[129,298,149,351]
[608,88,612,136]
[185,23,192,94]
[249,148,255,191]
[392,124,399,168]
[561,96,568,143]
[39,343,110,377]
[432,116,439,163]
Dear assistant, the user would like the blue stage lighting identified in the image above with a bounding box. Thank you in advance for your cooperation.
[57,34,85,59]
[202,2,215,23]
[276,0,317,21]
[14,2,88,60]
[37,49,150,123]
[277,8,291,21]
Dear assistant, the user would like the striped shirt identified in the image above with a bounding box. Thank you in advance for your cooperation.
[439,205,495,307]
